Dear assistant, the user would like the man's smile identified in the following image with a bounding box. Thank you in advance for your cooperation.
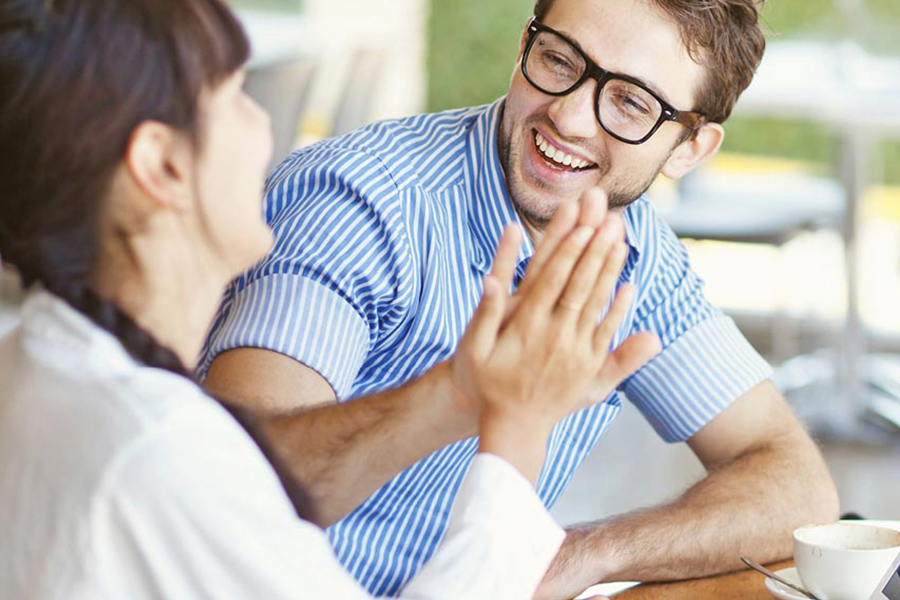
[523,126,601,189]
[533,129,597,171]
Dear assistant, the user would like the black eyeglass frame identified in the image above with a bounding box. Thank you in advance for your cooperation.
[522,18,707,145]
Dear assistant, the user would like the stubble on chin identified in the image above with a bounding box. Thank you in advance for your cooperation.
[499,120,641,227]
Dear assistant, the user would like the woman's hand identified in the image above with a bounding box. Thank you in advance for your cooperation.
[451,189,661,482]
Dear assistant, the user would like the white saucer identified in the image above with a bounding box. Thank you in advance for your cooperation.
[765,567,810,600]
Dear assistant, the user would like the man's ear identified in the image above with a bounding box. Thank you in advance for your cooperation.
[124,121,192,212]
[661,122,725,180]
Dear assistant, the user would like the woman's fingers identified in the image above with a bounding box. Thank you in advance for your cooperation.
[462,275,506,360]
[520,190,609,297]
[578,232,627,333]
[489,225,522,287]
[553,228,618,318]
[463,226,521,360]
[517,200,579,297]
[596,330,662,387]
[575,187,609,229]
[515,225,595,317]
[592,283,635,353]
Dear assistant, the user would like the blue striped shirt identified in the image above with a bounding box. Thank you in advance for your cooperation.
[200,99,772,596]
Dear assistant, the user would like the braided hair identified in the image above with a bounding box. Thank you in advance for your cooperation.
[0,0,315,521]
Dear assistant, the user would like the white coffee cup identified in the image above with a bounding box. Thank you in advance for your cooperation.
[793,522,900,600]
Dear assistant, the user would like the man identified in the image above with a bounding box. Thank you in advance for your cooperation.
[202,0,840,597]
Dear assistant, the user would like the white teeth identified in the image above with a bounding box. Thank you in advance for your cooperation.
[534,131,590,170]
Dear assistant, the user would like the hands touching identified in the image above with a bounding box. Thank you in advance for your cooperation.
[451,189,661,483]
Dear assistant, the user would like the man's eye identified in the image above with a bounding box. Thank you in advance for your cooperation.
[620,94,650,115]
[543,51,575,72]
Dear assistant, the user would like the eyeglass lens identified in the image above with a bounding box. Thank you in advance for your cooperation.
[526,30,664,142]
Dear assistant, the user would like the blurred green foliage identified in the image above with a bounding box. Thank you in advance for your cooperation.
[427,0,531,113]
[427,0,900,183]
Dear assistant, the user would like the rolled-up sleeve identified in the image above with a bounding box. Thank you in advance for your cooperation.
[200,145,414,399]
[203,274,371,399]
[621,203,773,442]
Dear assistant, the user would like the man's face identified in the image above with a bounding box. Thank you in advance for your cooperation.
[499,0,707,227]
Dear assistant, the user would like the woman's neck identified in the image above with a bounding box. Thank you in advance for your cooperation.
[91,223,231,370]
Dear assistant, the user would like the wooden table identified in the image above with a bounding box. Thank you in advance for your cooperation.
[611,560,794,599]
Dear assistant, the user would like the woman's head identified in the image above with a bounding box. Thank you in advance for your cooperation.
[0,0,316,520]
[0,0,273,305]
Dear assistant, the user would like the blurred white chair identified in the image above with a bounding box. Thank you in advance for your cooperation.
[245,57,318,170]
[330,48,388,136]
[659,168,845,363]
[294,46,388,147]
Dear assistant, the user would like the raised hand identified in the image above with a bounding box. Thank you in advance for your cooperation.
[451,189,661,482]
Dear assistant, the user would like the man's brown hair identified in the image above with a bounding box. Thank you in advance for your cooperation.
[533,0,766,124]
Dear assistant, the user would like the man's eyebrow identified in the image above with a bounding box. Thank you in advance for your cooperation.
[555,26,674,106]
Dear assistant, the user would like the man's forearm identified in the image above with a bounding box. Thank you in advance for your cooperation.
[536,429,839,598]
[261,361,474,527]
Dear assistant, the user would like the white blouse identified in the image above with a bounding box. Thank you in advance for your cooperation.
[0,292,564,599]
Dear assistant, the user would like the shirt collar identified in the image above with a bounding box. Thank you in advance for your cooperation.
[466,98,534,277]
[621,203,641,260]
[465,98,640,279]
[21,289,138,376]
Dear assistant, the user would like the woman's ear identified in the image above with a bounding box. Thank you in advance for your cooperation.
[124,121,193,212]
[661,122,725,180]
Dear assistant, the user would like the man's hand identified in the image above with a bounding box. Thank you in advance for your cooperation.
[531,381,839,600]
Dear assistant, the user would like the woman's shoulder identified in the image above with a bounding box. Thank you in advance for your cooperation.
[2,289,237,454]
[0,328,306,598]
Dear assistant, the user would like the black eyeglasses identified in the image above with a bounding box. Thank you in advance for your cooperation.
[522,18,706,145]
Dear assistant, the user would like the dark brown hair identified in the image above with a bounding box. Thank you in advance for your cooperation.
[533,0,766,124]
[0,0,314,520]
[0,0,249,371]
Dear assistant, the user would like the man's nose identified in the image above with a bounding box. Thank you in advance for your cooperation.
[547,79,601,140]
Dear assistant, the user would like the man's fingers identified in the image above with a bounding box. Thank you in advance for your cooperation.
[597,331,662,385]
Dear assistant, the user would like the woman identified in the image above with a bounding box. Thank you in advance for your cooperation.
[0,0,658,598]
